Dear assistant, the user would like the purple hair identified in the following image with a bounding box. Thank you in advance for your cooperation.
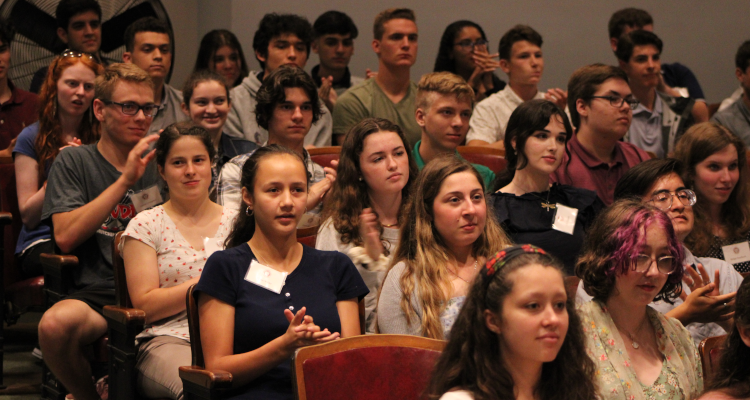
[577,199,685,303]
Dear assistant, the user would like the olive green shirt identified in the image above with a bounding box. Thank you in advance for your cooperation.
[332,78,421,146]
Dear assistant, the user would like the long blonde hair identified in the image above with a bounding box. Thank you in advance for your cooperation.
[384,155,511,339]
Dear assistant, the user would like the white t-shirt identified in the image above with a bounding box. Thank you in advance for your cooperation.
[121,205,238,343]
[315,217,399,333]
[466,85,545,144]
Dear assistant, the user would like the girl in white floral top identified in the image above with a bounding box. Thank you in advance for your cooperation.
[577,199,703,400]
[121,122,238,400]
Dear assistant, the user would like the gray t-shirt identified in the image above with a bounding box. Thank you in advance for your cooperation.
[41,144,162,288]
[148,84,189,136]
[711,97,750,147]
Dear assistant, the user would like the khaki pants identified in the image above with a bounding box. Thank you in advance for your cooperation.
[136,336,191,400]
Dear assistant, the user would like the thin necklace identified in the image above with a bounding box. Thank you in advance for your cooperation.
[613,315,648,349]
[381,222,398,228]
[508,182,555,212]
[528,190,556,212]
[447,260,478,283]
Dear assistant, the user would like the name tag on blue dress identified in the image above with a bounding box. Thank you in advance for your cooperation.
[244,259,287,294]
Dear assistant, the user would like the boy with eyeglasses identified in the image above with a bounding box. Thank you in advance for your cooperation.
[551,64,650,205]
[466,25,567,150]
[123,17,188,135]
[38,63,164,400]
[576,158,741,346]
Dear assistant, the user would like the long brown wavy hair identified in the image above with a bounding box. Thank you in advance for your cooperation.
[321,118,418,249]
[382,155,511,339]
[426,249,597,400]
[35,55,103,184]
[675,122,750,255]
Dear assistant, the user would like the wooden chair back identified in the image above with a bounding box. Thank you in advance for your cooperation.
[456,146,506,174]
[112,231,132,308]
[308,146,341,170]
[292,334,445,400]
[187,284,205,367]
[0,156,24,288]
[564,276,580,301]
[699,335,726,383]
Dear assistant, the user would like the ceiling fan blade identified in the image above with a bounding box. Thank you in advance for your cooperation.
[10,0,65,54]
[101,2,157,53]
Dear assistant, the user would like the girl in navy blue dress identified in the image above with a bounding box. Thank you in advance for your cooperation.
[195,145,369,399]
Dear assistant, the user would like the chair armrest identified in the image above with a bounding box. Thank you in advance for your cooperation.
[102,305,146,326]
[41,253,79,303]
[0,211,11,226]
[40,253,79,272]
[179,366,232,389]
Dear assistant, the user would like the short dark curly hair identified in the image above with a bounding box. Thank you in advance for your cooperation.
[124,17,171,53]
[615,30,662,63]
[313,11,358,39]
[56,0,101,30]
[608,8,653,40]
[254,65,322,131]
[498,25,542,61]
[576,198,684,303]
[252,13,313,70]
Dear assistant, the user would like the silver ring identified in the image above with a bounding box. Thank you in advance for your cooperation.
[724,303,728,307]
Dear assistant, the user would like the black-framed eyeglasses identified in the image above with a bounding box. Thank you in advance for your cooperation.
[648,189,697,210]
[454,39,488,51]
[102,100,159,117]
[589,95,640,110]
[633,254,677,275]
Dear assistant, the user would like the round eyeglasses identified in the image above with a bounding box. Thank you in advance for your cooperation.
[633,254,677,275]
[648,189,697,211]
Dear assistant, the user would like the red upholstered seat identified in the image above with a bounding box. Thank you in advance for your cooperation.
[293,334,444,400]
[5,276,45,308]
[699,335,726,382]
[297,225,318,248]
[457,146,507,174]
[308,146,341,170]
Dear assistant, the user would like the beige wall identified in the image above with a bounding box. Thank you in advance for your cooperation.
[11,0,745,102]
[161,0,748,103]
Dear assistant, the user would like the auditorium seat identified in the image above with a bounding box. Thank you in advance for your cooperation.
[457,146,506,174]
[292,334,444,400]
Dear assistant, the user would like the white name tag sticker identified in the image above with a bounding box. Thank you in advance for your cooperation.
[722,242,750,264]
[203,237,224,258]
[552,204,578,235]
[131,185,163,213]
[244,259,287,294]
